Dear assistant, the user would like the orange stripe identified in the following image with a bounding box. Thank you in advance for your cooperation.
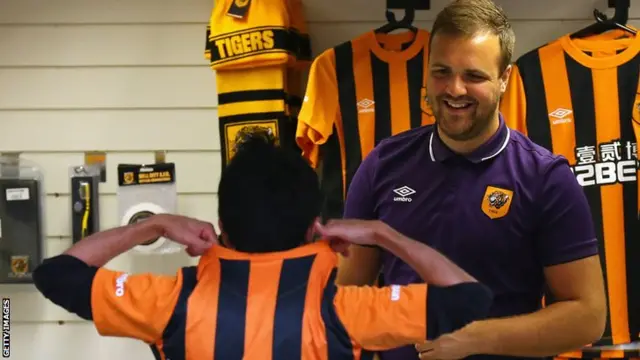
[599,349,626,358]
[592,66,631,345]
[421,35,435,126]
[538,44,577,163]
[243,260,282,359]
[352,41,376,158]
[185,262,220,360]
[558,351,583,359]
[301,252,335,360]
[389,60,411,134]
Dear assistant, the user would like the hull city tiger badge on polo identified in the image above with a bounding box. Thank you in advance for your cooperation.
[224,120,279,162]
[481,186,514,220]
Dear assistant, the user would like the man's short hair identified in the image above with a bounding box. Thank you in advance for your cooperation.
[218,127,322,253]
[430,0,515,74]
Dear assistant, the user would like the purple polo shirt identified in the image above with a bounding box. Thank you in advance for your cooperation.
[343,116,599,360]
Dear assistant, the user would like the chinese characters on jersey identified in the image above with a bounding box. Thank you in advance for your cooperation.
[572,140,638,187]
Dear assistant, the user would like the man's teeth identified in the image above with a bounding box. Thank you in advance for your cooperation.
[445,100,471,108]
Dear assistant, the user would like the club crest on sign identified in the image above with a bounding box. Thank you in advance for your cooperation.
[123,172,134,185]
[10,255,29,275]
[481,186,514,219]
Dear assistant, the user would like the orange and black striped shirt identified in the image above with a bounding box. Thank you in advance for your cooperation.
[500,30,640,351]
[32,241,492,360]
[296,29,436,220]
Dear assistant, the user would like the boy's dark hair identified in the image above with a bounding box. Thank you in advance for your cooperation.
[218,127,322,253]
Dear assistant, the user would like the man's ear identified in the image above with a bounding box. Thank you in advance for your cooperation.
[306,216,322,242]
[216,219,232,248]
[499,64,513,93]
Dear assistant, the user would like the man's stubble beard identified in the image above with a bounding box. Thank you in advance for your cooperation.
[431,94,500,142]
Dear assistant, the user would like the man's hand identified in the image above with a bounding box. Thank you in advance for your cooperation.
[416,329,477,360]
[314,219,388,253]
[154,214,218,256]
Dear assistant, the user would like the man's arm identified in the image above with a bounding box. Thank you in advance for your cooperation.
[447,256,604,358]
[335,148,383,286]
[420,159,606,358]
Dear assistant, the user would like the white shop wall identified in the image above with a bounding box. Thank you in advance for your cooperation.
[0,0,638,358]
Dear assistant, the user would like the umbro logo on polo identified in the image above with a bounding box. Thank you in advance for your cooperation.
[393,186,416,202]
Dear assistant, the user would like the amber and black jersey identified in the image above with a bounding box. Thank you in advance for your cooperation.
[296,29,436,220]
[31,242,493,360]
[500,30,640,352]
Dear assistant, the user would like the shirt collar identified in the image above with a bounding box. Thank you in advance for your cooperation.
[198,239,337,267]
[429,114,511,163]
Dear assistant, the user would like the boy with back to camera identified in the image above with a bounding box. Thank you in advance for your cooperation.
[33,130,493,359]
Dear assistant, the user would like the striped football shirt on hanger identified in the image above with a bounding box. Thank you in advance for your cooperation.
[500,29,640,356]
[296,29,436,220]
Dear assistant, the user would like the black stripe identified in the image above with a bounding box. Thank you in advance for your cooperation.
[565,52,612,343]
[292,31,312,62]
[580,348,640,359]
[516,51,552,151]
[334,42,362,215]
[618,53,640,342]
[149,344,162,360]
[320,130,345,220]
[286,95,303,108]
[161,266,198,360]
[214,260,250,360]
[407,49,424,129]
[321,269,375,360]
[371,53,392,145]
[272,255,316,359]
[218,89,287,105]
[277,115,300,153]
[204,25,212,55]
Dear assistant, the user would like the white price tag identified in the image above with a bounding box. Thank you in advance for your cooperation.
[6,188,30,201]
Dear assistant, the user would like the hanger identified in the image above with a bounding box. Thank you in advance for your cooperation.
[570,0,635,38]
[375,7,417,34]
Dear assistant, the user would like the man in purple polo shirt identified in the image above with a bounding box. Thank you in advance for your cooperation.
[336,1,607,360]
